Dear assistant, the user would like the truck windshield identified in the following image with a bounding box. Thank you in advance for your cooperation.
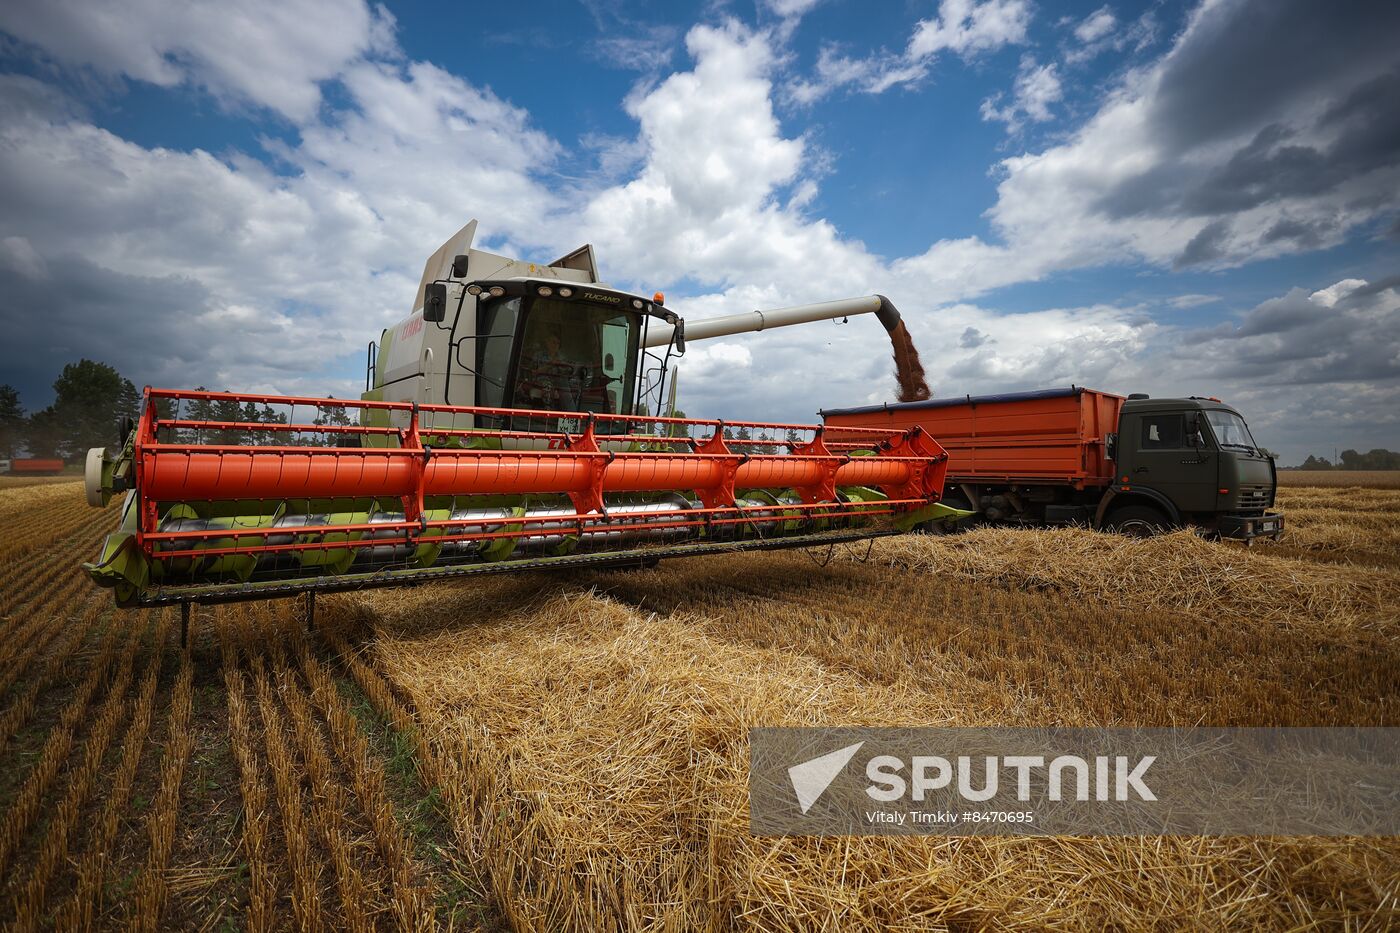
[1205,410,1257,453]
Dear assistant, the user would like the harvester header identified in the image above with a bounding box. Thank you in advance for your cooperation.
[83,220,960,608]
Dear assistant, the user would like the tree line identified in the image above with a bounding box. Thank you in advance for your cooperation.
[1287,450,1400,471]
[0,360,140,461]
[0,360,355,462]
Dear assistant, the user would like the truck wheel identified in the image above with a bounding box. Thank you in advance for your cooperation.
[1105,504,1171,538]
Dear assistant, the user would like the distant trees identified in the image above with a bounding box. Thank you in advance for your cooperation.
[22,360,138,459]
[1289,450,1400,471]
[6,362,354,461]
[0,385,22,459]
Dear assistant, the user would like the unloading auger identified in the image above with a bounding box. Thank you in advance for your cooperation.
[83,221,961,609]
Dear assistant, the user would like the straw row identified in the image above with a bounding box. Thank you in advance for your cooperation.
[277,641,378,933]
[52,609,172,931]
[0,481,87,521]
[293,635,431,929]
[0,597,102,758]
[6,613,144,931]
[250,651,325,933]
[220,626,278,933]
[0,615,129,880]
[126,636,195,933]
[0,582,98,697]
[0,506,117,618]
[0,498,90,562]
[869,525,1400,627]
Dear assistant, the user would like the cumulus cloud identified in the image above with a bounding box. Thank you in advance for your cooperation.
[893,0,1400,298]
[0,0,393,120]
[576,22,872,295]
[0,34,561,400]
[1140,277,1400,460]
[1166,294,1221,310]
[980,55,1063,131]
[787,0,1031,103]
[1074,7,1117,44]
[1063,4,1156,65]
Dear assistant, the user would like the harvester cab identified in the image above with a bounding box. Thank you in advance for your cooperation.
[363,219,680,437]
[82,220,962,610]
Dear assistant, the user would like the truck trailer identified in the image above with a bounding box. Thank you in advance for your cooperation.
[822,387,1284,542]
[5,458,66,476]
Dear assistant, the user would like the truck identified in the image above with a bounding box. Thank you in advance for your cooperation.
[5,458,66,476]
[821,387,1284,542]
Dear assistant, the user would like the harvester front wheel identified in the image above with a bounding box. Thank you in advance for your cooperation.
[1105,504,1171,538]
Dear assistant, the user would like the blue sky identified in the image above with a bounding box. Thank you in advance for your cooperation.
[0,0,1396,462]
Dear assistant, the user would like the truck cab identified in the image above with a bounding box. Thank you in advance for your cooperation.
[1108,396,1282,541]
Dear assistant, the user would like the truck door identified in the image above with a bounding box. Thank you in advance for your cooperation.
[1119,410,1218,515]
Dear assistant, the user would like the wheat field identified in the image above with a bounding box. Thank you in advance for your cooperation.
[0,476,1396,930]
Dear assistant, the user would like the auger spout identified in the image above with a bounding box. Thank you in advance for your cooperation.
[643,295,905,348]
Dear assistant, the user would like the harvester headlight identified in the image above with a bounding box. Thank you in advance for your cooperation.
[631,298,644,309]
[488,286,505,298]
[558,287,573,297]
[466,284,482,296]
[537,285,553,297]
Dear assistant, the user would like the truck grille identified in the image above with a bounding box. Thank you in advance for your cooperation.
[1236,483,1274,514]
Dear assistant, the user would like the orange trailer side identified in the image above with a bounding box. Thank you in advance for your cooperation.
[8,458,66,475]
[823,387,1124,489]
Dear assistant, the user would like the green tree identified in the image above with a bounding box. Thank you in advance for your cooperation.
[211,394,246,445]
[26,360,138,460]
[0,385,23,458]
[181,387,216,445]
[314,397,352,428]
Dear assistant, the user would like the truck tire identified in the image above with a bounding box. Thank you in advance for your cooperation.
[1105,504,1171,538]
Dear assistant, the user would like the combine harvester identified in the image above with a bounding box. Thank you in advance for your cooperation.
[83,221,959,625]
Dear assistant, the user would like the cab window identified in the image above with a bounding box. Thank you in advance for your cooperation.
[474,297,521,409]
[1140,414,1186,449]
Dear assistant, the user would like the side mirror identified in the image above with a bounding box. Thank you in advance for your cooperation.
[1184,414,1204,448]
[451,254,470,278]
[1105,432,1118,462]
[424,282,448,322]
[604,353,615,371]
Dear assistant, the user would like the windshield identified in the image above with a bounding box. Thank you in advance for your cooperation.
[1205,409,1257,452]
[475,296,640,428]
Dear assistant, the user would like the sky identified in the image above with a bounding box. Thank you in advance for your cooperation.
[0,0,1396,464]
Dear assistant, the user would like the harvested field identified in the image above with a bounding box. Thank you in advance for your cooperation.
[0,471,84,490]
[1,477,1397,929]
[1278,470,1400,488]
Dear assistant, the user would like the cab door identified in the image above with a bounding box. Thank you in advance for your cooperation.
[1119,410,1218,514]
